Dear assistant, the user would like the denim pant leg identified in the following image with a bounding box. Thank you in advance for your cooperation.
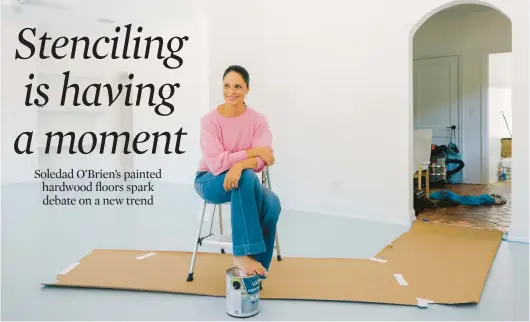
[229,169,267,256]
[253,186,281,271]
[194,171,231,204]
[194,170,266,257]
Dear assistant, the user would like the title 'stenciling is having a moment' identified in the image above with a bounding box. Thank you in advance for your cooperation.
[13,24,191,156]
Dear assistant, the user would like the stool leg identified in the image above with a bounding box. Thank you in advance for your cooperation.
[425,168,430,199]
[275,231,282,261]
[187,201,207,282]
[218,206,225,254]
[264,167,282,261]
[417,165,422,191]
[208,205,216,235]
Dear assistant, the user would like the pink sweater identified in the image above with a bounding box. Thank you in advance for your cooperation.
[198,106,273,176]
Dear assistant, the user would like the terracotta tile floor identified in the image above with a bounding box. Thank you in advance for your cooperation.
[417,181,511,232]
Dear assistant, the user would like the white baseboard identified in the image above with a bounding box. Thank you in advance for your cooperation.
[163,181,414,228]
[0,180,416,230]
[410,209,417,224]
[284,205,412,228]
[503,234,529,244]
[504,225,529,244]
[195,203,413,228]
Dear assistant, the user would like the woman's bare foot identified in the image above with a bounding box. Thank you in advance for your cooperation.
[234,256,267,277]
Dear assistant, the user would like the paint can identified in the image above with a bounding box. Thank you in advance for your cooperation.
[225,267,261,318]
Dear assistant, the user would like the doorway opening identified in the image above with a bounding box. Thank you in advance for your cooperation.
[411,3,512,232]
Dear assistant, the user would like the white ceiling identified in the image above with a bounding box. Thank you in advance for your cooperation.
[1,0,201,26]
[3,1,497,25]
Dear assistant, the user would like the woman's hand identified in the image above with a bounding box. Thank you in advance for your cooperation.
[224,165,243,191]
[258,147,275,166]
[247,147,275,166]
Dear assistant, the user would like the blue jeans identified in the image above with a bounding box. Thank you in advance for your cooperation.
[194,169,281,271]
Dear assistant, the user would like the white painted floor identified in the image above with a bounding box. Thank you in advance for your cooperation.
[1,182,528,321]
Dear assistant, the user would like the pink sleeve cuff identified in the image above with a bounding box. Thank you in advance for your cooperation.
[254,157,266,172]
[228,150,247,165]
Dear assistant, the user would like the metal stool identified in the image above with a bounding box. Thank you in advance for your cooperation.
[187,167,282,282]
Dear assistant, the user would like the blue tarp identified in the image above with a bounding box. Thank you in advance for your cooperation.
[446,142,463,184]
[429,190,495,206]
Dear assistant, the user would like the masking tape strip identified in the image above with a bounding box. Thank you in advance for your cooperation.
[59,262,80,275]
[394,273,408,286]
[416,297,435,308]
[369,257,387,263]
[136,252,157,260]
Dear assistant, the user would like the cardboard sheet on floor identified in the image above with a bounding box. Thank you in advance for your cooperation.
[375,221,504,304]
[42,222,503,307]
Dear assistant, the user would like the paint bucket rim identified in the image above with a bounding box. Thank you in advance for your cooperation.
[226,266,262,280]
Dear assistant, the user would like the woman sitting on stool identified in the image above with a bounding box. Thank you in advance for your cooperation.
[194,65,281,277]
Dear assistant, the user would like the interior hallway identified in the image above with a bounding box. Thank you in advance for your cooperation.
[417,182,511,232]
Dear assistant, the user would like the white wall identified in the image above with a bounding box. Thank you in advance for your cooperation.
[204,1,269,113]
[1,18,39,184]
[488,53,512,183]
[489,53,513,138]
[125,1,209,185]
[2,0,528,241]
[1,0,209,185]
[413,6,511,184]
[1,9,122,184]
[205,0,529,239]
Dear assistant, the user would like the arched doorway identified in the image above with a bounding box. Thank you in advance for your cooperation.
[410,2,518,235]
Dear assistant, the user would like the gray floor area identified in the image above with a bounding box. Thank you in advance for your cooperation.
[2,181,529,321]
